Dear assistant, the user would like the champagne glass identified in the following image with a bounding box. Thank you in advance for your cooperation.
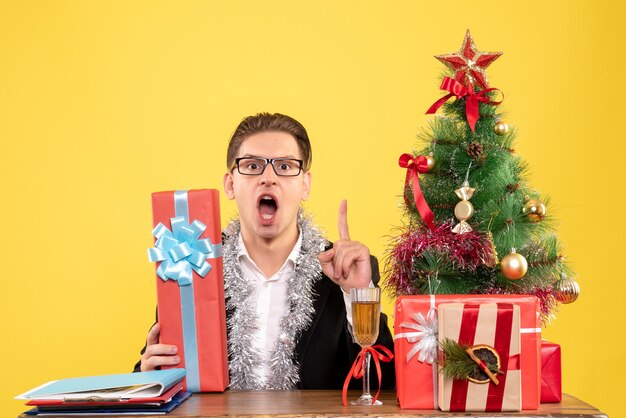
[350,287,382,406]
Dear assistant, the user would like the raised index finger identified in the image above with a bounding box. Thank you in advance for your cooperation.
[338,199,350,241]
[146,323,160,346]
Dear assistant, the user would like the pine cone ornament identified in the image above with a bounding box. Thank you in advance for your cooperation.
[467,142,484,159]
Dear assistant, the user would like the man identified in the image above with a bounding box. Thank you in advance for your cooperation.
[136,113,394,390]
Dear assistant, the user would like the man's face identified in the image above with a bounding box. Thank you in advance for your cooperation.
[223,131,311,243]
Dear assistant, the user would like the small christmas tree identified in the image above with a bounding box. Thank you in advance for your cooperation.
[386,30,580,322]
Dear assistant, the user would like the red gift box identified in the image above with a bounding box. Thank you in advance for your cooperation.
[438,303,521,412]
[394,295,541,410]
[149,189,229,392]
[540,340,562,402]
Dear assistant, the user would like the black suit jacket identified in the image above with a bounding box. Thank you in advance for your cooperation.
[134,255,395,390]
[292,255,395,390]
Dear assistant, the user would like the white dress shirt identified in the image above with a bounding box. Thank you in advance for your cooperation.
[237,231,359,385]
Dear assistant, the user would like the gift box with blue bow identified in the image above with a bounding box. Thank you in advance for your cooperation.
[148,189,228,393]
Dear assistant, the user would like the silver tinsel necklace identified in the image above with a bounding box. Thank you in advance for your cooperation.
[223,211,326,390]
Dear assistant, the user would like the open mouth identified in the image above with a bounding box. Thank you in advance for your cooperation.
[258,194,278,223]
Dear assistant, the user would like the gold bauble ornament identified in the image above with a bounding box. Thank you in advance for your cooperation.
[523,198,546,222]
[553,273,580,304]
[494,121,509,136]
[500,248,528,280]
[426,153,436,172]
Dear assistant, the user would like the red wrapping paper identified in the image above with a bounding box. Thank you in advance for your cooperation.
[540,340,562,403]
[152,189,228,392]
[438,303,521,412]
[394,295,541,410]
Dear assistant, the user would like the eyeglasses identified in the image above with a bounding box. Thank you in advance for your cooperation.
[233,157,304,177]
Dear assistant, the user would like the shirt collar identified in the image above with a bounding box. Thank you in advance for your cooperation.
[237,229,303,269]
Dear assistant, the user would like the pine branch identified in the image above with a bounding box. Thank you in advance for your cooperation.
[439,338,476,381]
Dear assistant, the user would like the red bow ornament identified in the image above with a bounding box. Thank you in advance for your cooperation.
[399,153,435,231]
[426,76,502,132]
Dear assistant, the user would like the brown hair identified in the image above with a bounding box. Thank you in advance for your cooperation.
[226,112,312,171]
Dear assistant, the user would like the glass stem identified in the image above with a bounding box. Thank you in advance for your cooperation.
[363,351,372,399]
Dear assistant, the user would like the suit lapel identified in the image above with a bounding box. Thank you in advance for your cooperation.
[296,276,331,363]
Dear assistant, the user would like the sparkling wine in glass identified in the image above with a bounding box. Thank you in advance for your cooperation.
[350,287,382,406]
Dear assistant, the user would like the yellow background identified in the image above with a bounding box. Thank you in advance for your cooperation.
[1,1,623,416]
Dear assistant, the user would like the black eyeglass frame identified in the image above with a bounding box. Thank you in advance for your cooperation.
[232,157,305,177]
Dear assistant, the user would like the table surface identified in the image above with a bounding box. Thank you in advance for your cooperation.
[19,391,608,418]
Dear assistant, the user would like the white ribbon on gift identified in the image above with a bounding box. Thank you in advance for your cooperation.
[395,308,439,364]
[521,327,541,333]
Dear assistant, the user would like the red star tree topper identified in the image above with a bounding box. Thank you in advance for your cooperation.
[435,30,502,89]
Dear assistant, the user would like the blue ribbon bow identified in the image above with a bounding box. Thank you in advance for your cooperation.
[148,216,222,286]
